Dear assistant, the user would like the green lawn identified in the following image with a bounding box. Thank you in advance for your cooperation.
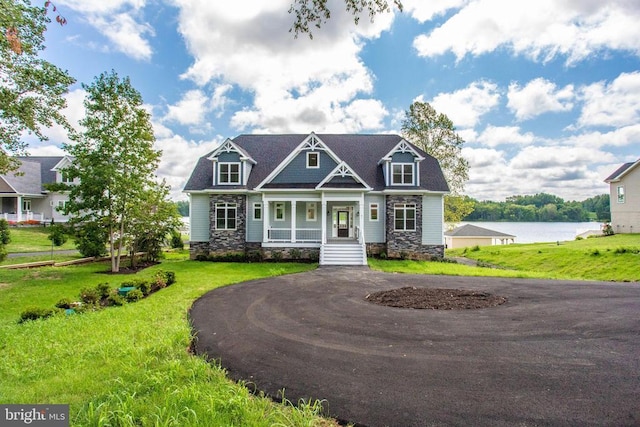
[442,234,640,282]
[0,253,332,426]
[3,226,77,253]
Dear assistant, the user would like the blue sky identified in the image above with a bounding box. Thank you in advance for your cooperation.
[31,0,640,201]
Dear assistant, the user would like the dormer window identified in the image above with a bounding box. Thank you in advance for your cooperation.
[391,163,414,185]
[61,171,74,183]
[219,162,240,184]
[306,152,319,169]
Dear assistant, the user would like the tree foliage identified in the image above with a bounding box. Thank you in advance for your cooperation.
[63,70,163,272]
[289,0,403,38]
[462,193,609,222]
[0,0,75,173]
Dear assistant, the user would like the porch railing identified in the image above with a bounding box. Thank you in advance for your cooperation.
[1,212,44,222]
[267,228,321,243]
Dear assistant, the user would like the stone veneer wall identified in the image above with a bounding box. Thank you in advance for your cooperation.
[208,194,246,255]
[385,194,444,260]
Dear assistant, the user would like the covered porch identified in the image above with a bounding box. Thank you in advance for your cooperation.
[0,195,45,223]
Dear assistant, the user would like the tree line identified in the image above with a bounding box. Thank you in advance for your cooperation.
[462,193,610,222]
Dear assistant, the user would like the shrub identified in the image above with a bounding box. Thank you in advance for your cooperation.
[47,224,68,246]
[75,222,108,257]
[0,218,10,245]
[107,294,127,306]
[399,251,408,260]
[271,250,283,262]
[19,307,57,323]
[0,245,6,263]
[79,287,100,304]
[289,248,302,260]
[246,250,263,262]
[470,245,481,252]
[55,298,74,309]
[170,230,184,249]
[152,271,167,290]
[124,279,151,296]
[164,271,176,286]
[602,223,614,236]
[95,282,111,299]
[378,251,387,260]
[125,289,143,303]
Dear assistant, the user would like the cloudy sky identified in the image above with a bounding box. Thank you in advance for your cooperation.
[31,0,640,201]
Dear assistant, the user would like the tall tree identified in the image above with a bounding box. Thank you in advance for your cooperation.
[63,70,161,273]
[289,0,403,38]
[0,0,75,173]
[401,101,472,223]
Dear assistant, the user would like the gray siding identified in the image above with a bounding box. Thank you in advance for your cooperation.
[246,194,263,242]
[190,194,210,242]
[363,194,385,243]
[422,194,444,245]
[271,151,337,184]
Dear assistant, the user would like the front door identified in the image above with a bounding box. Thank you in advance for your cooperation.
[337,210,350,238]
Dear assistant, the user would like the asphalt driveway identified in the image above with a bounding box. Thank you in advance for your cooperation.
[189,267,640,427]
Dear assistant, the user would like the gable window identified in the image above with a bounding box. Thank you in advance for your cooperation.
[394,203,416,231]
[391,163,414,185]
[369,203,379,221]
[306,152,319,169]
[306,202,317,221]
[218,162,241,184]
[215,203,237,230]
[617,186,625,203]
[274,202,285,221]
[61,171,74,183]
[253,203,262,221]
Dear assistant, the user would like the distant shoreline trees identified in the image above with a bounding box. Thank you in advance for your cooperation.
[461,193,610,223]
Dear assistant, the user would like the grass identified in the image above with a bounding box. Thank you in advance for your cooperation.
[3,226,77,253]
[443,234,640,282]
[0,252,333,426]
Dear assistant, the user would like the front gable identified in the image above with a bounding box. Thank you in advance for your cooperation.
[257,133,344,189]
[316,162,371,190]
[51,155,77,184]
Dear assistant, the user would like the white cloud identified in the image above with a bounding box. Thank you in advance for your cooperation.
[563,124,640,148]
[476,125,535,147]
[577,72,640,128]
[60,0,153,60]
[164,90,209,126]
[430,81,500,128]
[174,0,395,133]
[210,84,233,117]
[403,0,471,23]
[507,78,574,121]
[412,0,640,65]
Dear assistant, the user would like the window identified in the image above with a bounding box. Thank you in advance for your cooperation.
[22,200,31,212]
[252,203,262,220]
[218,162,241,184]
[215,203,237,230]
[617,186,625,203]
[369,203,379,221]
[391,163,414,185]
[306,151,319,169]
[61,171,73,183]
[274,202,285,221]
[394,203,416,231]
[56,200,67,210]
[306,202,317,221]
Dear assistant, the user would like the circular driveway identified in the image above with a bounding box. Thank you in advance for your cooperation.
[189,267,640,427]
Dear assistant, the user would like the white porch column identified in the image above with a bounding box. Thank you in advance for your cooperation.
[262,197,269,243]
[321,198,327,244]
[291,201,297,243]
[359,195,365,244]
[16,195,22,222]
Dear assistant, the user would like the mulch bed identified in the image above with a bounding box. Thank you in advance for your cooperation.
[365,286,507,310]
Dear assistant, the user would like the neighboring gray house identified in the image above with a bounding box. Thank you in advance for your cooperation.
[604,158,640,234]
[184,133,449,265]
[444,224,515,249]
[0,156,75,223]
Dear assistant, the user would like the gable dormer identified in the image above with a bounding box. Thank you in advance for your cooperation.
[316,161,372,190]
[51,155,79,184]
[378,140,425,187]
[208,138,257,186]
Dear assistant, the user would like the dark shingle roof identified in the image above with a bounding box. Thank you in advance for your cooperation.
[444,224,515,238]
[184,134,449,192]
[604,160,638,182]
[1,157,64,194]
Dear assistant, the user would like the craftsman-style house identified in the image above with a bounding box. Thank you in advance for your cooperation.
[184,133,449,265]
[0,156,75,223]
[605,158,640,234]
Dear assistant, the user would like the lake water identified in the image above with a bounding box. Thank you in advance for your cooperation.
[458,221,603,244]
